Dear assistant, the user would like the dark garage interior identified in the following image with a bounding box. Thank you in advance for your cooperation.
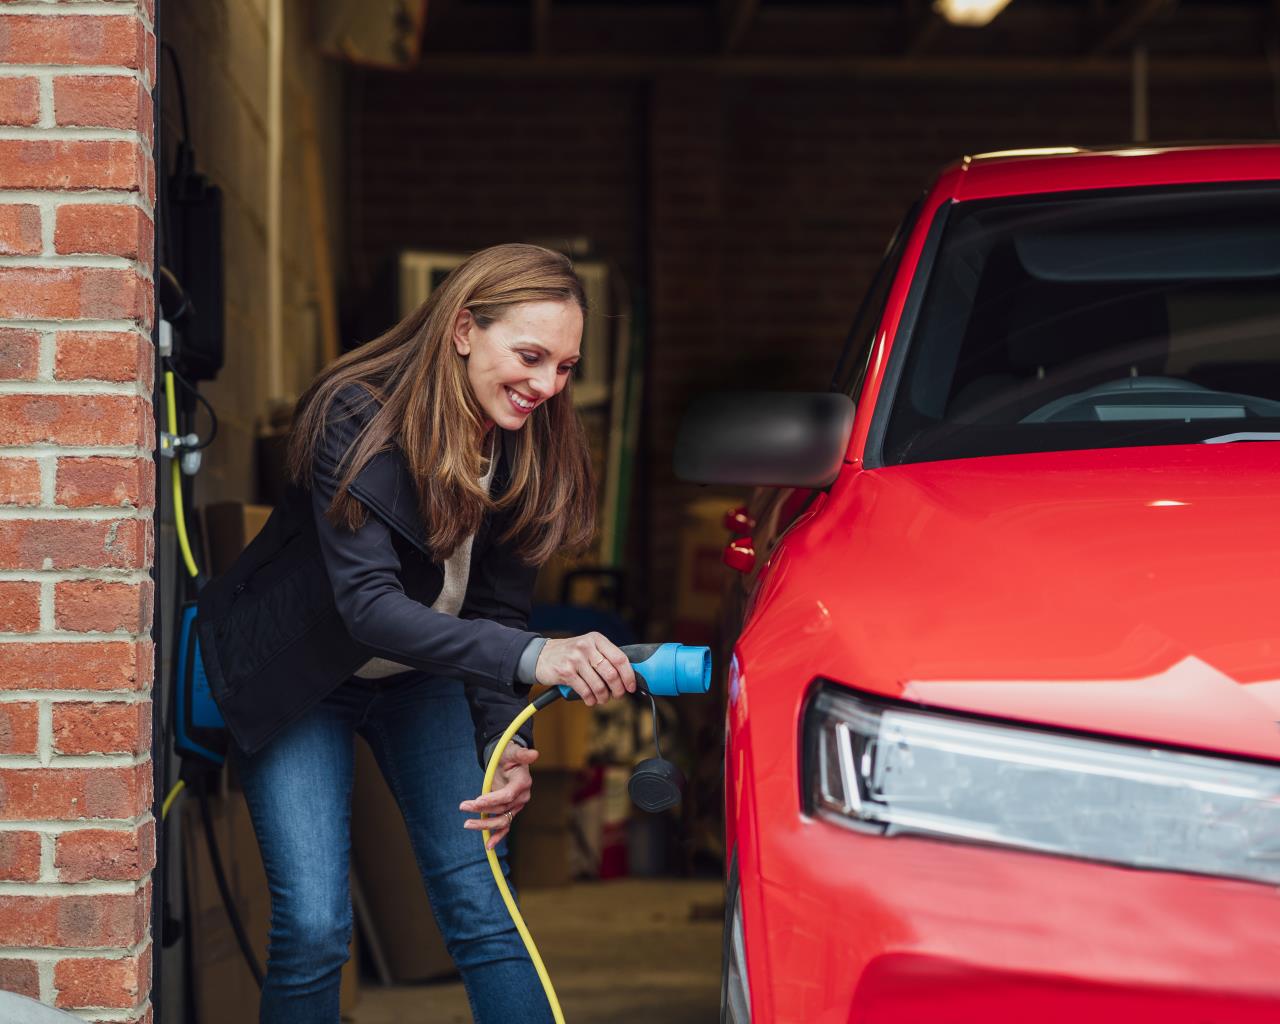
[149,2,1280,1021]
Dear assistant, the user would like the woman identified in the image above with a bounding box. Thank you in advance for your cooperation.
[197,243,636,1022]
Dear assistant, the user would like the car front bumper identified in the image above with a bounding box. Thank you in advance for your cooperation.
[738,802,1280,1023]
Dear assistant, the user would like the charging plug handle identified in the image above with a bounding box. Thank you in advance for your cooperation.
[555,643,712,701]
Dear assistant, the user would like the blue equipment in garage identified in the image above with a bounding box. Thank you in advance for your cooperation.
[174,602,228,766]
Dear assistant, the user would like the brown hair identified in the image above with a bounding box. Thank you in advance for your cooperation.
[287,243,595,565]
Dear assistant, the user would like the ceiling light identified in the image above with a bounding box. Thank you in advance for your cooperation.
[933,0,1014,27]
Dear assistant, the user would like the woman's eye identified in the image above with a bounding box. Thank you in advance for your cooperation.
[519,352,538,366]
[559,364,577,376]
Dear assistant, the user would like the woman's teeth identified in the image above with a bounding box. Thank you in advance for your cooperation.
[505,387,535,412]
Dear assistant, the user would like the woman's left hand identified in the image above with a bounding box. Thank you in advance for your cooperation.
[460,744,539,850]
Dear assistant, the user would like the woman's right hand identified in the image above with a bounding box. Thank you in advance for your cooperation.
[534,633,636,706]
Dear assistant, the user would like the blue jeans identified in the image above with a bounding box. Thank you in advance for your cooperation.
[233,673,551,1024]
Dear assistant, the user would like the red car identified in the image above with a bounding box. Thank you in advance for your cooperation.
[677,144,1280,1023]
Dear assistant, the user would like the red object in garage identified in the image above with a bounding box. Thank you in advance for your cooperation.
[722,537,756,574]
[709,145,1280,1023]
[723,506,756,536]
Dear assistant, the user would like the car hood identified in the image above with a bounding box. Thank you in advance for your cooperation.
[756,443,1280,760]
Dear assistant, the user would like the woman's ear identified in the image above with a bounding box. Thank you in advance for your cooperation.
[452,308,474,357]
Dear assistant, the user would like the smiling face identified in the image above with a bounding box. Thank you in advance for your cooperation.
[452,299,584,432]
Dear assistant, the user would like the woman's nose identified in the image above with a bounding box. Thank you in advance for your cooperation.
[528,367,556,396]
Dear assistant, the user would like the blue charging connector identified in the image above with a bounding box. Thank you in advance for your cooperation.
[555,643,712,700]
[552,643,712,814]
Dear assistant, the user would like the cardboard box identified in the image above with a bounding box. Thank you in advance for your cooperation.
[350,738,456,982]
[526,690,592,770]
[510,826,575,889]
[202,501,273,578]
[185,786,359,1019]
[520,768,576,830]
[510,769,577,889]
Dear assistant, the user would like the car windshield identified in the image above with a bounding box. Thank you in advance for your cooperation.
[881,184,1280,465]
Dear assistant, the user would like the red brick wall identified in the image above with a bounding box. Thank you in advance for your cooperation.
[347,69,1277,624]
[0,1,156,1019]
[346,72,648,296]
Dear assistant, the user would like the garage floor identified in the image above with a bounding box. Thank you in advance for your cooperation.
[345,879,723,1023]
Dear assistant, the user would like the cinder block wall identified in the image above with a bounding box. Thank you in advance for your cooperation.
[0,1,156,1020]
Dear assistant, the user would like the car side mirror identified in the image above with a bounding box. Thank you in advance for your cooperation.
[673,392,856,488]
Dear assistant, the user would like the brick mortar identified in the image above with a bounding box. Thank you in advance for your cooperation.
[37,328,55,381]
[49,194,152,210]
[37,198,54,256]
[0,571,152,582]
[0,509,153,520]
[0,695,149,704]
[0,254,145,269]
[0,942,151,964]
[0,817,150,832]
[0,447,149,460]
[0,128,141,141]
[0,191,150,208]
[0,627,149,634]
[36,698,50,766]
[0,814,153,831]
[0,631,145,641]
[0,66,150,80]
[0,322,149,335]
[38,829,53,879]
[35,75,52,131]
[0,879,146,897]
[38,578,52,630]
[0,499,154,512]
[46,70,144,81]
[0,754,149,768]
[0,941,151,958]
[52,324,152,336]
[71,1010,153,1024]
[0,5,142,15]
[37,958,52,1006]
[37,451,55,504]
[0,380,149,395]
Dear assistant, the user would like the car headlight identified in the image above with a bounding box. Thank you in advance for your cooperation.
[804,683,1280,885]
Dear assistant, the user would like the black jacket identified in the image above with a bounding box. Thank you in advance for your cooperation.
[196,384,539,760]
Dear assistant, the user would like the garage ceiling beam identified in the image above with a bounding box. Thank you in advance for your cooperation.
[416,3,1266,62]
[719,0,760,53]
[1089,0,1174,55]
[533,0,552,53]
[905,12,944,55]
[407,53,1273,81]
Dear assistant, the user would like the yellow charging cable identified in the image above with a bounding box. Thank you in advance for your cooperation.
[481,696,566,1024]
[162,370,201,823]
[164,369,201,580]
[162,779,186,820]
